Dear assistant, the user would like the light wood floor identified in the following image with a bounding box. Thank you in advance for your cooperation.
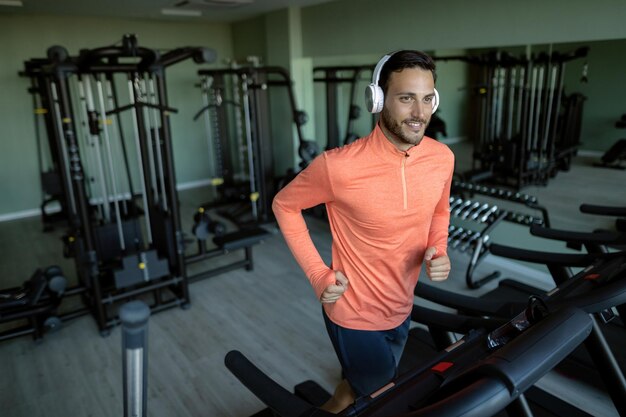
[0,145,624,417]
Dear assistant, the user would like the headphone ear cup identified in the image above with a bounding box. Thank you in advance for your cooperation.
[365,84,384,114]
[432,88,440,114]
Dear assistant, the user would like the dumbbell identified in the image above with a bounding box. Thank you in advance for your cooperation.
[461,202,482,220]
[449,198,465,213]
[470,204,492,221]
[452,229,473,248]
[453,200,473,217]
[464,202,489,220]
[448,226,465,243]
[460,232,482,252]
[479,206,499,223]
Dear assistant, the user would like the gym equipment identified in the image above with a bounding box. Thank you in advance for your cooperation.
[580,203,626,234]
[23,35,216,336]
[120,300,150,417]
[185,208,270,283]
[594,115,626,169]
[529,219,626,314]
[417,245,626,415]
[22,68,68,230]
[313,65,376,149]
[194,65,316,226]
[225,274,606,416]
[448,181,549,289]
[435,47,588,189]
[0,266,67,342]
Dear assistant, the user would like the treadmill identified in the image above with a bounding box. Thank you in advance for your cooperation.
[225,252,626,416]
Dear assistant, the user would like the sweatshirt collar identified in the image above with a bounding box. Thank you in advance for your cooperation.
[370,122,427,161]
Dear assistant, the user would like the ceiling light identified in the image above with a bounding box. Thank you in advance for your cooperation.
[161,8,202,16]
[0,0,23,6]
[175,0,253,8]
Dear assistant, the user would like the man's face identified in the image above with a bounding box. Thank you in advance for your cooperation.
[380,67,436,151]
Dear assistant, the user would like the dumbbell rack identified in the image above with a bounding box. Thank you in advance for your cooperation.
[449,181,550,289]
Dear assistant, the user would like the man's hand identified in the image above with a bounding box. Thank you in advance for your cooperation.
[424,247,450,282]
[320,271,349,304]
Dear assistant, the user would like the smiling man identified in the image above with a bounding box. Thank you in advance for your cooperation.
[272,50,454,412]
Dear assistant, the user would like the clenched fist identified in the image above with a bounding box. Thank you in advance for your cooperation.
[424,247,450,282]
[320,271,349,304]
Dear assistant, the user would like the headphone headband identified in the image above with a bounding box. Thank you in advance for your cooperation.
[371,53,393,88]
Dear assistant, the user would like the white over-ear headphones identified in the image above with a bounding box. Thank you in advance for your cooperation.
[365,52,439,114]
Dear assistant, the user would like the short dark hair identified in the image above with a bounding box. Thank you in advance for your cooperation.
[378,50,437,95]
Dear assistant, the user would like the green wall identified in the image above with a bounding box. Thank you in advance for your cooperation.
[561,39,626,151]
[301,0,626,56]
[0,14,232,217]
[231,15,267,63]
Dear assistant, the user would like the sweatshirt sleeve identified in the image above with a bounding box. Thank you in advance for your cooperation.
[427,157,454,257]
[272,153,337,299]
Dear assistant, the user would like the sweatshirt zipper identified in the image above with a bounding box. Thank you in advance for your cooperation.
[401,152,408,210]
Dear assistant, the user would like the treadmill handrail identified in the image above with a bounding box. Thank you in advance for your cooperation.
[415,283,527,318]
[530,224,625,245]
[580,204,626,217]
[411,304,509,333]
[489,243,599,266]
[225,350,328,417]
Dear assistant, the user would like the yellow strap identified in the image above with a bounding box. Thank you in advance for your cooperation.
[34,108,48,114]
[211,178,224,186]
[250,192,260,202]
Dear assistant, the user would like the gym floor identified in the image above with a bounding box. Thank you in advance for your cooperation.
[0,141,623,416]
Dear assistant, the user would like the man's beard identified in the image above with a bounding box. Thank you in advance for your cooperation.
[381,107,429,146]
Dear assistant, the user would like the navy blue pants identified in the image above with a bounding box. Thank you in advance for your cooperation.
[322,308,411,397]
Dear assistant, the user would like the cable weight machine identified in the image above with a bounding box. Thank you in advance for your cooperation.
[31,35,216,335]
[435,47,588,189]
[193,64,318,227]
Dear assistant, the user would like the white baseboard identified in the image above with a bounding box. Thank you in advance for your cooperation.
[0,178,214,223]
[577,149,604,158]
[0,208,48,223]
[176,178,214,191]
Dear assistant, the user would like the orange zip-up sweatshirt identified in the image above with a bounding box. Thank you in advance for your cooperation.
[272,124,454,330]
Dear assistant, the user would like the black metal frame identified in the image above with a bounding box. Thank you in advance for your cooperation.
[21,35,215,336]
[449,181,550,289]
[195,65,312,226]
[313,65,375,150]
[436,47,589,189]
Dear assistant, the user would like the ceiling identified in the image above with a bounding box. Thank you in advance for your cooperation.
[0,0,337,23]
